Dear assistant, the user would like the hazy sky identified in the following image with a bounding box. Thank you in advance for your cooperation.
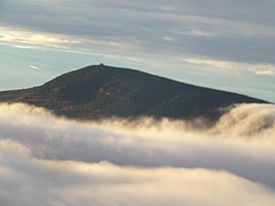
[0,0,274,102]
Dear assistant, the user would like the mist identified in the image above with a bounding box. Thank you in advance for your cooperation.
[0,103,275,205]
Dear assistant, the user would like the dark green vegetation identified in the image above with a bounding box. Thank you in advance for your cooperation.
[0,64,267,121]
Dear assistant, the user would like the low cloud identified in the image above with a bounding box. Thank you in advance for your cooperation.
[0,103,275,205]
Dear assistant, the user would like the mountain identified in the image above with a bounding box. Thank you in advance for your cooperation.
[0,64,268,121]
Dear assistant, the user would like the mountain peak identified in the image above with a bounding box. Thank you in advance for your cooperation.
[0,64,267,121]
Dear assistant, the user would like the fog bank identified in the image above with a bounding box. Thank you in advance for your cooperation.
[0,103,274,205]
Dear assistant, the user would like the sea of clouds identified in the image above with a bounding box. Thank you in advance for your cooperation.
[0,103,275,206]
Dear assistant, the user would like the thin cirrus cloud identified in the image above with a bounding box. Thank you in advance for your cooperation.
[0,26,83,50]
[1,0,275,66]
[0,103,275,206]
[183,58,275,76]
[29,65,40,70]
[0,26,143,63]
[252,68,275,76]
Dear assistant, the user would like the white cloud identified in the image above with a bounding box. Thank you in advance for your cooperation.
[29,65,40,70]
[0,26,144,64]
[250,68,275,76]
[182,57,275,76]
[0,26,81,50]
[1,142,275,206]
[0,103,275,205]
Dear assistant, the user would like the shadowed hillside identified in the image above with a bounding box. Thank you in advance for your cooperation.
[0,64,268,121]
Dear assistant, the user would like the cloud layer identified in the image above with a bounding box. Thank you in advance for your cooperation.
[1,0,275,65]
[0,103,275,205]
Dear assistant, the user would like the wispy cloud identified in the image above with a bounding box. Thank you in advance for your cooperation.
[29,65,40,70]
[183,57,275,76]
[0,26,143,64]
[0,26,81,50]
[1,0,275,65]
[250,68,275,76]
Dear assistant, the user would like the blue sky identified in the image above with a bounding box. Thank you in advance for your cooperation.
[0,0,274,102]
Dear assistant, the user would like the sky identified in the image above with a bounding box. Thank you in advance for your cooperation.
[0,0,274,102]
